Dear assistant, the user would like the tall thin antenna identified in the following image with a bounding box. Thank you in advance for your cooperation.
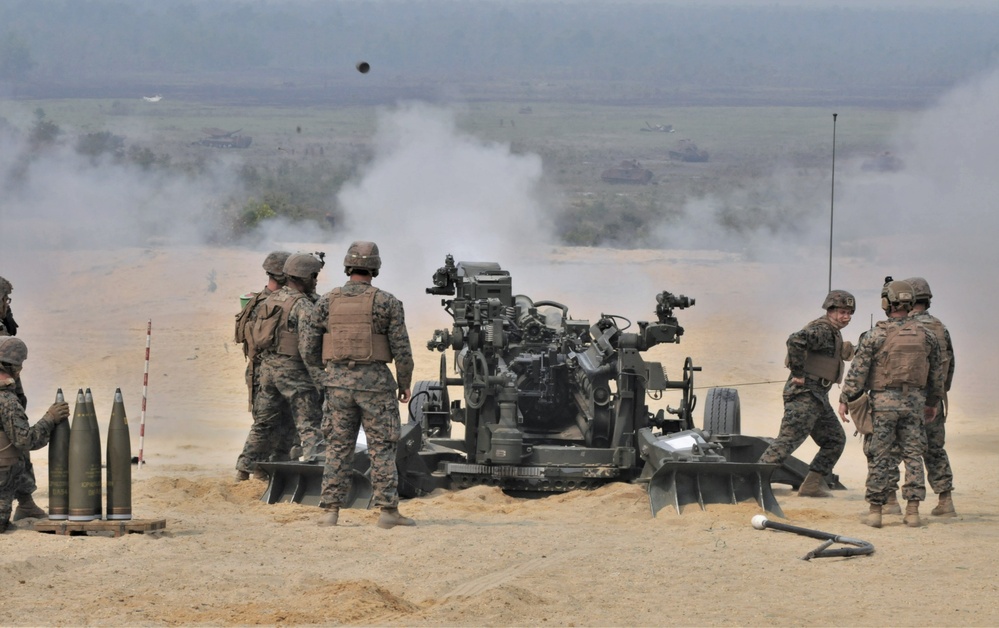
[828,113,838,293]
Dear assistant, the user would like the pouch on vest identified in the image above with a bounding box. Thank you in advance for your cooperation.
[848,393,873,436]
[247,303,282,353]
[276,330,301,357]
[0,429,21,466]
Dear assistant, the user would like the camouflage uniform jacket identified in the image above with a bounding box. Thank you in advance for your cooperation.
[786,316,842,396]
[0,378,56,460]
[911,310,955,392]
[303,280,414,393]
[258,286,324,387]
[839,316,945,407]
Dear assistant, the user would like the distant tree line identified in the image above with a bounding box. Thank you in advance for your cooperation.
[1,110,350,240]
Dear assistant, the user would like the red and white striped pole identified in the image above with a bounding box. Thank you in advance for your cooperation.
[138,319,151,471]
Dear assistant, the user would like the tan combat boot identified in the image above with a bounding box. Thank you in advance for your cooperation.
[931,491,956,517]
[12,495,47,521]
[863,503,883,528]
[904,500,921,527]
[317,507,339,527]
[377,507,416,529]
[883,491,902,515]
[797,471,832,498]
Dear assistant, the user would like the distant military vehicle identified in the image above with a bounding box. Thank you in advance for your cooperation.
[669,139,709,163]
[642,122,674,133]
[861,151,904,173]
[601,159,654,184]
[196,128,252,149]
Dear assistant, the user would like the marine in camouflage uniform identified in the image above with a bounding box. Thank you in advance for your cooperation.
[759,290,855,497]
[0,276,46,520]
[0,337,70,531]
[885,277,957,516]
[234,252,301,481]
[839,280,944,528]
[302,241,415,529]
[246,253,326,472]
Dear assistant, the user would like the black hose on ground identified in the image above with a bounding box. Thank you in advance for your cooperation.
[751,515,875,560]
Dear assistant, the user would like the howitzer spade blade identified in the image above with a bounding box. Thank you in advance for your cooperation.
[647,461,783,518]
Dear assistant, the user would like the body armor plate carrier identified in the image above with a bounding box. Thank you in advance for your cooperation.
[322,285,392,363]
[870,319,930,391]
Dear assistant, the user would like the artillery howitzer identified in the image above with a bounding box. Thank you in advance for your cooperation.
[259,255,838,515]
[402,255,787,515]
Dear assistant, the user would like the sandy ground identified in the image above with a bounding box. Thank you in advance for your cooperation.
[1,245,997,627]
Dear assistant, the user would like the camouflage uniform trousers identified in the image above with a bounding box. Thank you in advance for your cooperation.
[886,398,953,495]
[236,364,301,473]
[239,359,323,472]
[320,387,400,509]
[863,389,928,505]
[759,386,846,475]
[10,381,37,506]
[0,460,25,527]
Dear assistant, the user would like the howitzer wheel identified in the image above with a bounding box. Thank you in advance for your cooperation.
[409,380,451,438]
[703,387,741,435]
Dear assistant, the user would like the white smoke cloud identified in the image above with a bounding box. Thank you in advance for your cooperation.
[0,139,239,252]
[331,102,555,317]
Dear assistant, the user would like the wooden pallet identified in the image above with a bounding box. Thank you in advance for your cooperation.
[33,518,167,537]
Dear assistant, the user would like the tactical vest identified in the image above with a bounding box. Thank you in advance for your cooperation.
[253,289,307,358]
[786,317,845,384]
[322,285,392,363]
[916,314,952,386]
[869,319,930,391]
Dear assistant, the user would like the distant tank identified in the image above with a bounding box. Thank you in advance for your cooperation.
[601,159,653,184]
[669,139,709,163]
[196,128,252,149]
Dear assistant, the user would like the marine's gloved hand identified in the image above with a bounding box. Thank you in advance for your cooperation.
[841,341,856,361]
[43,402,70,424]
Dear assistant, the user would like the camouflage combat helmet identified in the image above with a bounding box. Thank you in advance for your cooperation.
[822,290,856,312]
[904,277,932,303]
[0,336,27,367]
[883,279,915,311]
[0,275,10,318]
[262,251,292,277]
[343,241,381,277]
[283,252,324,280]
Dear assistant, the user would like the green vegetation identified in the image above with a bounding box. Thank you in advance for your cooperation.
[0,96,910,245]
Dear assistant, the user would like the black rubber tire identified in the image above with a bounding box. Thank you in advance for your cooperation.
[409,380,436,425]
[703,387,741,435]
[409,380,450,438]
